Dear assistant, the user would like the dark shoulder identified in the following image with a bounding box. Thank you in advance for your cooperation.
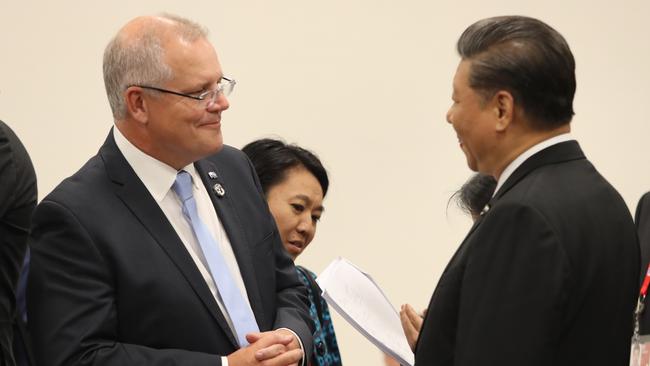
[0,120,37,206]
[203,145,263,195]
[480,200,552,232]
[640,192,650,205]
[209,145,251,170]
[637,192,650,219]
[42,152,108,207]
[503,158,624,215]
[206,145,255,179]
[0,120,36,177]
[636,192,650,225]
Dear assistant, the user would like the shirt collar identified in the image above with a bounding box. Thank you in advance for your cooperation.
[493,133,573,197]
[113,127,199,202]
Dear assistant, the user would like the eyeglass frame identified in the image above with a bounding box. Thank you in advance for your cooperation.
[129,76,236,108]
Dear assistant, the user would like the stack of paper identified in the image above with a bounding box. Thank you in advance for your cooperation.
[317,257,414,366]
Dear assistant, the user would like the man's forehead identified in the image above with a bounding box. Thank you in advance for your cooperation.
[452,60,472,89]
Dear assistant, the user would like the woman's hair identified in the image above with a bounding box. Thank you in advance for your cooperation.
[242,138,329,197]
[453,173,497,218]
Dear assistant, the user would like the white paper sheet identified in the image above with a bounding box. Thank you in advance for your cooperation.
[317,257,414,366]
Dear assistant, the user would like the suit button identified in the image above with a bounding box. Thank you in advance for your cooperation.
[316,340,326,356]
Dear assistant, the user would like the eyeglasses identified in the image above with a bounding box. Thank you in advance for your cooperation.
[132,77,236,109]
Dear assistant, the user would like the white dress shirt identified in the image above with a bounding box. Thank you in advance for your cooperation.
[493,133,574,197]
[113,128,253,365]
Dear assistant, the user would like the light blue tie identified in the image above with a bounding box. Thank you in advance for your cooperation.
[173,170,259,346]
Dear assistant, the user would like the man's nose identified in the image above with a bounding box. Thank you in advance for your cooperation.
[208,93,229,112]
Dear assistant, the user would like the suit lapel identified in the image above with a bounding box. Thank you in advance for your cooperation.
[194,159,266,328]
[99,131,239,348]
[443,213,485,274]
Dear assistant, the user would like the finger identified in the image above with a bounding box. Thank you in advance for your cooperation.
[285,337,300,351]
[254,343,288,361]
[400,309,417,335]
[404,303,418,317]
[246,331,266,344]
[400,310,418,351]
[271,329,296,346]
[248,332,282,349]
[264,348,303,366]
[248,330,293,350]
[413,314,424,330]
[404,304,423,327]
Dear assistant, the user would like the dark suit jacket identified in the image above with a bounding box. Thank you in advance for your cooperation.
[635,192,650,333]
[415,141,639,366]
[27,131,313,366]
[0,121,37,366]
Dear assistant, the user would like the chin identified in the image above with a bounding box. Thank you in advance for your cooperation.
[465,157,478,172]
[202,136,224,155]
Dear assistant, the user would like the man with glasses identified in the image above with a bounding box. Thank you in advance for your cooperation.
[27,14,313,366]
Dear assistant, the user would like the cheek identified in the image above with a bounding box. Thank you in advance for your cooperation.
[270,207,293,236]
[305,228,316,245]
[452,108,468,131]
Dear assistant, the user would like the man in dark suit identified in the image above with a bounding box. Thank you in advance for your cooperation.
[413,16,639,365]
[0,121,37,366]
[27,14,313,366]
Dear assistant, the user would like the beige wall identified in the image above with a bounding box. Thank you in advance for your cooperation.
[2,0,649,363]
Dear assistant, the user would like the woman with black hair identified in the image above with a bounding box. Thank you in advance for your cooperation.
[243,138,342,366]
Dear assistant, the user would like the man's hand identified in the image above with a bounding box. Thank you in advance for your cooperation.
[248,329,302,366]
[227,330,302,366]
[400,303,424,352]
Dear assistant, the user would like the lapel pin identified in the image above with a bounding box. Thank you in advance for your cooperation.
[213,183,226,197]
[480,204,490,216]
[208,171,218,179]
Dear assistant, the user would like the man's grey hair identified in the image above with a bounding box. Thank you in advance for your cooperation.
[103,14,209,120]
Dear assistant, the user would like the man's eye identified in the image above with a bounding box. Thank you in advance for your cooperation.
[312,215,321,223]
[291,204,304,213]
[193,90,208,98]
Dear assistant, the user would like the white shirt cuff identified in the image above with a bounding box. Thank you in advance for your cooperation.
[221,356,228,366]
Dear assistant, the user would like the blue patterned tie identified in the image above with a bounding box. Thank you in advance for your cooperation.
[173,170,259,346]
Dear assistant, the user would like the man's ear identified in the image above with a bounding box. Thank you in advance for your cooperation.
[492,90,514,132]
[124,87,149,124]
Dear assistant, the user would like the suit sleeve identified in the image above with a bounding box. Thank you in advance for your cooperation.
[270,227,314,359]
[0,122,36,362]
[27,200,223,366]
[243,154,315,359]
[454,202,570,366]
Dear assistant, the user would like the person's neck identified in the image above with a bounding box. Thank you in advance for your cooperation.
[491,124,570,180]
[116,120,188,170]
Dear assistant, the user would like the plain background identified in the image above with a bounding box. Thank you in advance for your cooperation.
[1,1,649,364]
